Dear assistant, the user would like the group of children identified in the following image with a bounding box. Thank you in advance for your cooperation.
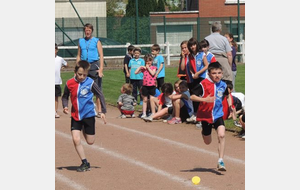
[117,36,246,171]
[55,33,244,172]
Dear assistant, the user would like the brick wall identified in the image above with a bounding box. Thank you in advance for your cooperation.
[199,0,245,17]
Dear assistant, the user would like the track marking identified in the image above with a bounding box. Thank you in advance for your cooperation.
[56,130,209,190]
[106,122,245,165]
[55,171,88,190]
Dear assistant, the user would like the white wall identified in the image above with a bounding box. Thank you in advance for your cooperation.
[55,2,106,18]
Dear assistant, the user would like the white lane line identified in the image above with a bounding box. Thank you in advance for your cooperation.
[55,171,88,190]
[106,122,245,165]
[56,130,209,190]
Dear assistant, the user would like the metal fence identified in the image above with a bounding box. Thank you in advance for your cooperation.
[55,16,245,62]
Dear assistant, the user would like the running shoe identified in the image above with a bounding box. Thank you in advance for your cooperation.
[143,116,153,122]
[140,114,147,119]
[167,117,182,124]
[131,114,135,118]
[234,120,242,127]
[77,162,90,172]
[120,114,126,119]
[186,115,196,123]
[217,160,226,171]
[55,112,60,118]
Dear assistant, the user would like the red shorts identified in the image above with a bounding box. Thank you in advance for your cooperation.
[121,110,134,115]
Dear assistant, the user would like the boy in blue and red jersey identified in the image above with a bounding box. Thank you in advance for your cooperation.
[190,61,229,172]
[62,60,107,172]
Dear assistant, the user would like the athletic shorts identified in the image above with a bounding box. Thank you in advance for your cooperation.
[141,86,156,97]
[162,105,173,114]
[71,117,95,135]
[55,85,61,97]
[121,110,134,115]
[201,117,225,136]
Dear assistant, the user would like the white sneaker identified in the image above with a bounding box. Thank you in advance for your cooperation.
[195,122,202,129]
[119,114,126,119]
[186,115,196,123]
[131,114,135,118]
[143,116,153,122]
[140,114,147,119]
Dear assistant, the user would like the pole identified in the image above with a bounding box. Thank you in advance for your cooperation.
[69,0,84,26]
[237,0,240,42]
[136,0,139,44]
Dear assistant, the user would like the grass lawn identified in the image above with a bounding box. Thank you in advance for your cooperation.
[61,64,245,132]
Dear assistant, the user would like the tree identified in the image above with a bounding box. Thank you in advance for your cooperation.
[107,0,118,17]
[156,0,165,11]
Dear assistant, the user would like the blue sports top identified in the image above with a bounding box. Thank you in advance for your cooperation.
[79,37,99,63]
[128,58,145,80]
[152,55,165,78]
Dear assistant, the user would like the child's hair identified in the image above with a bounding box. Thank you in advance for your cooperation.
[128,45,135,52]
[224,32,238,49]
[122,83,133,95]
[174,79,182,89]
[179,80,188,88]
[199,39,209,50]
[75,60,90,73]
[208,61,222,72]
[83,23,94,32]
[180,40,188,57]
[161,83,173,95]
[151,44,160,52]
[226,81,233,90]
[133,47,141,53]
[187,37,200,53]
[55,43,58,50]
[144,54,153,62]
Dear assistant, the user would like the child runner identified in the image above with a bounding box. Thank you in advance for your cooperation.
[135,54,157,118]
[62,60,107,172]
[190,61,229,171]
[117,83,137,118]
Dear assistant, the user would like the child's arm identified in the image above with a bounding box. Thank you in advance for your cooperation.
[146,65,157,76]
[156,62,164,78]
[92,83,107,124]
[61,85,70,114]
[193,55,208,79]
[134,66,145,74]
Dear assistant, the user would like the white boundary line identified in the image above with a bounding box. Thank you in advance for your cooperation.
[56,130,209,190]
[106,122,245,165]
[55,171,88,190]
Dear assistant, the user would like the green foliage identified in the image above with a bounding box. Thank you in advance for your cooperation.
[157,0,165,11]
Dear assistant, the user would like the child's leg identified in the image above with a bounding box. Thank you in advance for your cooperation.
[201,121,212,145]
[152,107,168,119]
[216,125,226,159]
[55,96,59,112]
[142,95,148,115]
[149,96,156,115]
[72,130,87,160]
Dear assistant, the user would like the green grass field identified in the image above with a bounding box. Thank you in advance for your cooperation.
[61,64,245,131]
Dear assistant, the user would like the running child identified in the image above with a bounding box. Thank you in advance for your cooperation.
[190,61,228,171]
[62,60,107,172]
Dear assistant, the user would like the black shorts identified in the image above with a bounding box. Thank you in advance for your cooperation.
[201,117,225,136]
[141,86,156,97]
[162,105,173,114]
[156,77,165,90]
[55,85,61,97]
[180,104,190,122]
[71,117,95,135]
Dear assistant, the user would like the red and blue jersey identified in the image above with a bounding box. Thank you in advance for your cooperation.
[194,77,227,123]
[64,77,96,121]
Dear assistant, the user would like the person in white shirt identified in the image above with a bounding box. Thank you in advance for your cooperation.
[55,43,67,118]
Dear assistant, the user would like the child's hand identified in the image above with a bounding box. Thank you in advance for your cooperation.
[99,113,107,124]
[63,107,69,114]
[205,95,216,102]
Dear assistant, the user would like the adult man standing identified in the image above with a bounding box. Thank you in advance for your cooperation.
[205,21,233,83]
